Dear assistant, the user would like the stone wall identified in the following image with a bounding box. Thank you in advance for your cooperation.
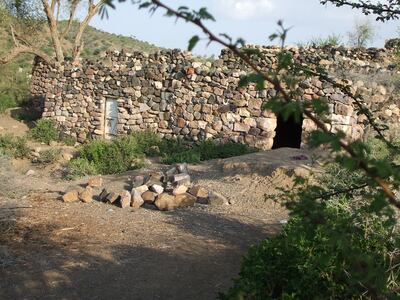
[30,44,398,149]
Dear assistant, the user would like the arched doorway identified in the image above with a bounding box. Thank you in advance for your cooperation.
[272,114,303,149]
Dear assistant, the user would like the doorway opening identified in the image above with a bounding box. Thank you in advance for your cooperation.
[272,114,303,149]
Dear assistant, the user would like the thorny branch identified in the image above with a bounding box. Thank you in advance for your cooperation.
[145,0,400,209]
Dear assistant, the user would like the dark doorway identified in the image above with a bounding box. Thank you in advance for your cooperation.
[272,114,303,149]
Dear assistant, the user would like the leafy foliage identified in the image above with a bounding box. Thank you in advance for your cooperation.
[29,119,59,144]
[160,139,255,164]
[320,0,400,21]
[308,34,342,46]
[221,164,400,299]
[0,134,30,158]
[34,148,60,165]
[68,131,254,177]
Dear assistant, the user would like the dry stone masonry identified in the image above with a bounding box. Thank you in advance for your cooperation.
[63,163,229,211]
[31,41,400,149]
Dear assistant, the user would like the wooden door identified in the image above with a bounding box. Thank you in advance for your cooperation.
[105,99,118,139]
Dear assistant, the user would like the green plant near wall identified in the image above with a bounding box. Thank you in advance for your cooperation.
[29,119,59,144]
[308,34,342,47]
[0,134,30,158]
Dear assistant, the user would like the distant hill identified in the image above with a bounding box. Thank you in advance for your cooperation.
[60,21,164,60]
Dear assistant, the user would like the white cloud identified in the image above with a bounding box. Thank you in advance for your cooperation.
[217,0,274,20]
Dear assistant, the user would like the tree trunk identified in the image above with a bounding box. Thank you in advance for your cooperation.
[0,45,55,66]
[42,0,64,64]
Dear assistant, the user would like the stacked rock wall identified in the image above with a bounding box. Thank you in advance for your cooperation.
[30,44,397,149]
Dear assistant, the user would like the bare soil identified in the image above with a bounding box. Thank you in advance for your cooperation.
[0,114,314,300]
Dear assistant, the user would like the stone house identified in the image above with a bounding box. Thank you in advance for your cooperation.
[30,45,396,149]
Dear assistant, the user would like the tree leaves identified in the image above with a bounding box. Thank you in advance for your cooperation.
[187,35,199,51]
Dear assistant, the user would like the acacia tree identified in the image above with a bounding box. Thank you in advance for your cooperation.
[0,0,106,66]
[348,19,375,47]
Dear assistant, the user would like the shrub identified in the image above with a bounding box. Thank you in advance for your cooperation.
[160,139,255,164]
[0,134,30,158]
[221,164,400,299]
[68,132,255,177]
[309,34,342,46]
[0,95,17,114]
[348,19,375,48]
[61,136,77,147]
[67,157,97,179]
[29,119,59,144]
[161,149,201,164]
[34,149,61,165]
[365,137,391,160]
[69,133,151,176]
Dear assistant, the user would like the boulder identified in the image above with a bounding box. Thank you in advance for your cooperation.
[207,191,229,206]
[189,185,209,198]
[142,191,158,204]
[120,190,131,208]
[79,186,93,203]
[105,192,119,204]
[88,177,102,188]
[176,163,188,174]
[172,185,188,195]
[175,193,197,207]
[150,184,164,194]
[134,185,149,194]
[131,190,144,209]
[173,173,191,186]
[63,190,79,203]
[99,188,109,202]
[154,193,177,211]
[132,175,145,188]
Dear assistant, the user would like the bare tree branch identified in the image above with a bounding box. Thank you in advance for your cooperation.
[60,0,79,39]
[9,24,19,47]
[320,0,400,21]
[147,0,400,209]
[0,45,54,66]
[72,0,105,61]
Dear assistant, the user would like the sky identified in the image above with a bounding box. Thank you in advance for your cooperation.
[90,0,398,56]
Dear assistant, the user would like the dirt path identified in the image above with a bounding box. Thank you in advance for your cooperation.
[0,114,313,299]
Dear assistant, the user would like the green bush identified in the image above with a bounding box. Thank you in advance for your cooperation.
[34,149,61,165]
[61,136,77,147]
[67,157,97,179]
[159,139,255,164]
[222,209,399,299]
[221,164,400,299]
[69,133,152,176]
[29,119,59,144]
[0,95,17,114]
[161,149,201,164]
[0,134,30,158]
[68,132,255,177]
[365,138,391,160]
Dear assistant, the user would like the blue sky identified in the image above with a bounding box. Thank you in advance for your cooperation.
[91,0,398,56]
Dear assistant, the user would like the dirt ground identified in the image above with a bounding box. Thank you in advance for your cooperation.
[0,114,314,300]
